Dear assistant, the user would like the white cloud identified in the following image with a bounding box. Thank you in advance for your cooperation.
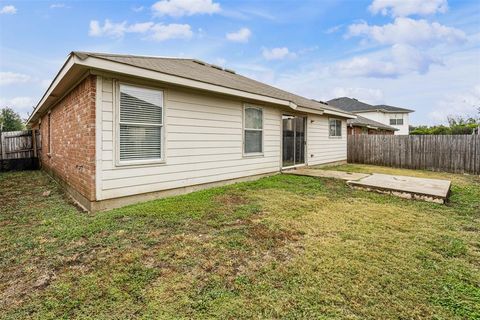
[335,44,442,78]
[132,6,144,12]
[0,72,31,85]
[331,87,384,104]
[152,0,220,17]
[325,24,343,34]
[429,85,480,123]
[50,3,68,9]
[347,17,467,47]
[89,20,127,38]
[88,20,192,41]
[262,47,296,60]
[369,0,448,17]
[0,97,35,118]
[226,28,251,43]
[128,22,155,33]
[0,5,17,14]
[150,23,193,41]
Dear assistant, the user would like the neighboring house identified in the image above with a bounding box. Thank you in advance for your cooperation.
[27,52,355,211]
[347,115,397,135]
[327,97,413,135]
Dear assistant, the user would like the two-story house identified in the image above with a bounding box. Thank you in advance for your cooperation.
[327,97,414,135]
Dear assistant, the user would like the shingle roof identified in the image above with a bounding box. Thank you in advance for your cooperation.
[347,115,398,131]
[327,97,413,113]
[73,51,348,115]
[374,104,414,113]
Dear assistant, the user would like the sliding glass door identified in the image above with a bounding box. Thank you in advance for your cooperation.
[282,115,306,168]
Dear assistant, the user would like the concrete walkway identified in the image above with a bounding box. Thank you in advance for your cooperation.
[284,168,369,181]
[283,168,451,204]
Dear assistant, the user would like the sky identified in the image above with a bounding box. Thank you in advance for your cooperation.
[0,0,479,125]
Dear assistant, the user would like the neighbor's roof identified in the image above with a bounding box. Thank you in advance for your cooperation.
[74,51,348,115]
[347,115,398,131]
[327,97,413,113]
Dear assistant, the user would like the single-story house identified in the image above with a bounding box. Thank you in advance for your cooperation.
[327,97,414,135]
[347,115,397,135]
[27,51,355,211]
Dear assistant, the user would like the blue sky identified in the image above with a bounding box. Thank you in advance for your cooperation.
[1,0,479,125]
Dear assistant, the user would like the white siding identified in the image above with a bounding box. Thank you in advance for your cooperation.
[98,77,282,200]
[307,115,347,165]
[357,111,410,135]
[97,76,349,200]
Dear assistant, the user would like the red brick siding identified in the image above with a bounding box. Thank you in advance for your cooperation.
[35,75,96,201]
[348,125,394,135]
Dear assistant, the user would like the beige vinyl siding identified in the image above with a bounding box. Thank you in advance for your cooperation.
[307,115,347,165]
[98,76,282,200]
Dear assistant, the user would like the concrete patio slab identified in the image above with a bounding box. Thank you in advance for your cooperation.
[283,168,370,181]
[347,174,451,204]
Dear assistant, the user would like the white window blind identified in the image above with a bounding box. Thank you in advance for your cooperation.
[329,119,342,137]
[119,84,163,162]
[244,106,263,154]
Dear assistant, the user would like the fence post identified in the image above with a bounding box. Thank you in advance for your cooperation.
[32,129,37,158]
[0,130,5,160]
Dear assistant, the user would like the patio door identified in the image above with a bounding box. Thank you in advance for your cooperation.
[282,115,306,168]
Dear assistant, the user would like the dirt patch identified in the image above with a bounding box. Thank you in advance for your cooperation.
[214,193,248,207]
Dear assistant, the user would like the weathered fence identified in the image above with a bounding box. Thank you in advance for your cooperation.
[347,134,480,175]
[0,130,41,171]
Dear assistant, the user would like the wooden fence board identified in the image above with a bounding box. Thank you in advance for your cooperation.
[347,134,480,175]
[0,130,41,171]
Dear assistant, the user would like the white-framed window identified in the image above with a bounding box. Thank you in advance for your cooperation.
[329,119,342,137]
[243,105,263,154]
[390,114,404,125]
[117,83,164,164]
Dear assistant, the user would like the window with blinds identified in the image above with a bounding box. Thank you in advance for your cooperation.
[329,119,342,137]
[118,84,164,162]
[244,106,263,154]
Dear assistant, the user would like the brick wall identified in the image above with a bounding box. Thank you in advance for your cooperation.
[35,75,96,202]
[348,126,394,135]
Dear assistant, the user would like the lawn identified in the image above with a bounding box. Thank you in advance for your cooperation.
[0,165,479,319]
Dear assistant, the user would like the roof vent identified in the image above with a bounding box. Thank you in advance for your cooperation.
[192,59,206,66]
[224,68,236,74]
[210,64,223,70]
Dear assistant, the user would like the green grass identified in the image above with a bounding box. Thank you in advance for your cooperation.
[1,165,479,319]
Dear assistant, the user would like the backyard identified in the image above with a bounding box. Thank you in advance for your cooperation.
[0,164,479,319]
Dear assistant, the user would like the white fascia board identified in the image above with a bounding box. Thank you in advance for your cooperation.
[27,55,75,125]
[76,55,297,110]
[323,109,357,119]
[296,106,323,115]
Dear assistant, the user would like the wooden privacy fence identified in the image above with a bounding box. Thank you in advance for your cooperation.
[347,134,480,175]
[0,130,41,171]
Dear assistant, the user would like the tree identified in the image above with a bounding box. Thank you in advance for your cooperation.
[411,115,480,135]
[0,107,25,132]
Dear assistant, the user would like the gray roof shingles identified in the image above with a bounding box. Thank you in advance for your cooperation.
[74,51,349,115]
[327,97,413,113]
[347,115,398,131]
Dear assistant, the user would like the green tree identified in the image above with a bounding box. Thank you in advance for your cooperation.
[0,107,25,132]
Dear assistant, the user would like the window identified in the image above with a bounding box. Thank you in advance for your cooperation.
[390,114,404,125]
[244,106,263,154]
[118,84,164,163]
[329,119,342,137]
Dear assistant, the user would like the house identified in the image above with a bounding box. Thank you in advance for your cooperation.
[327,97,413,135]
[26,52,355,211]
[346,115,397,135]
